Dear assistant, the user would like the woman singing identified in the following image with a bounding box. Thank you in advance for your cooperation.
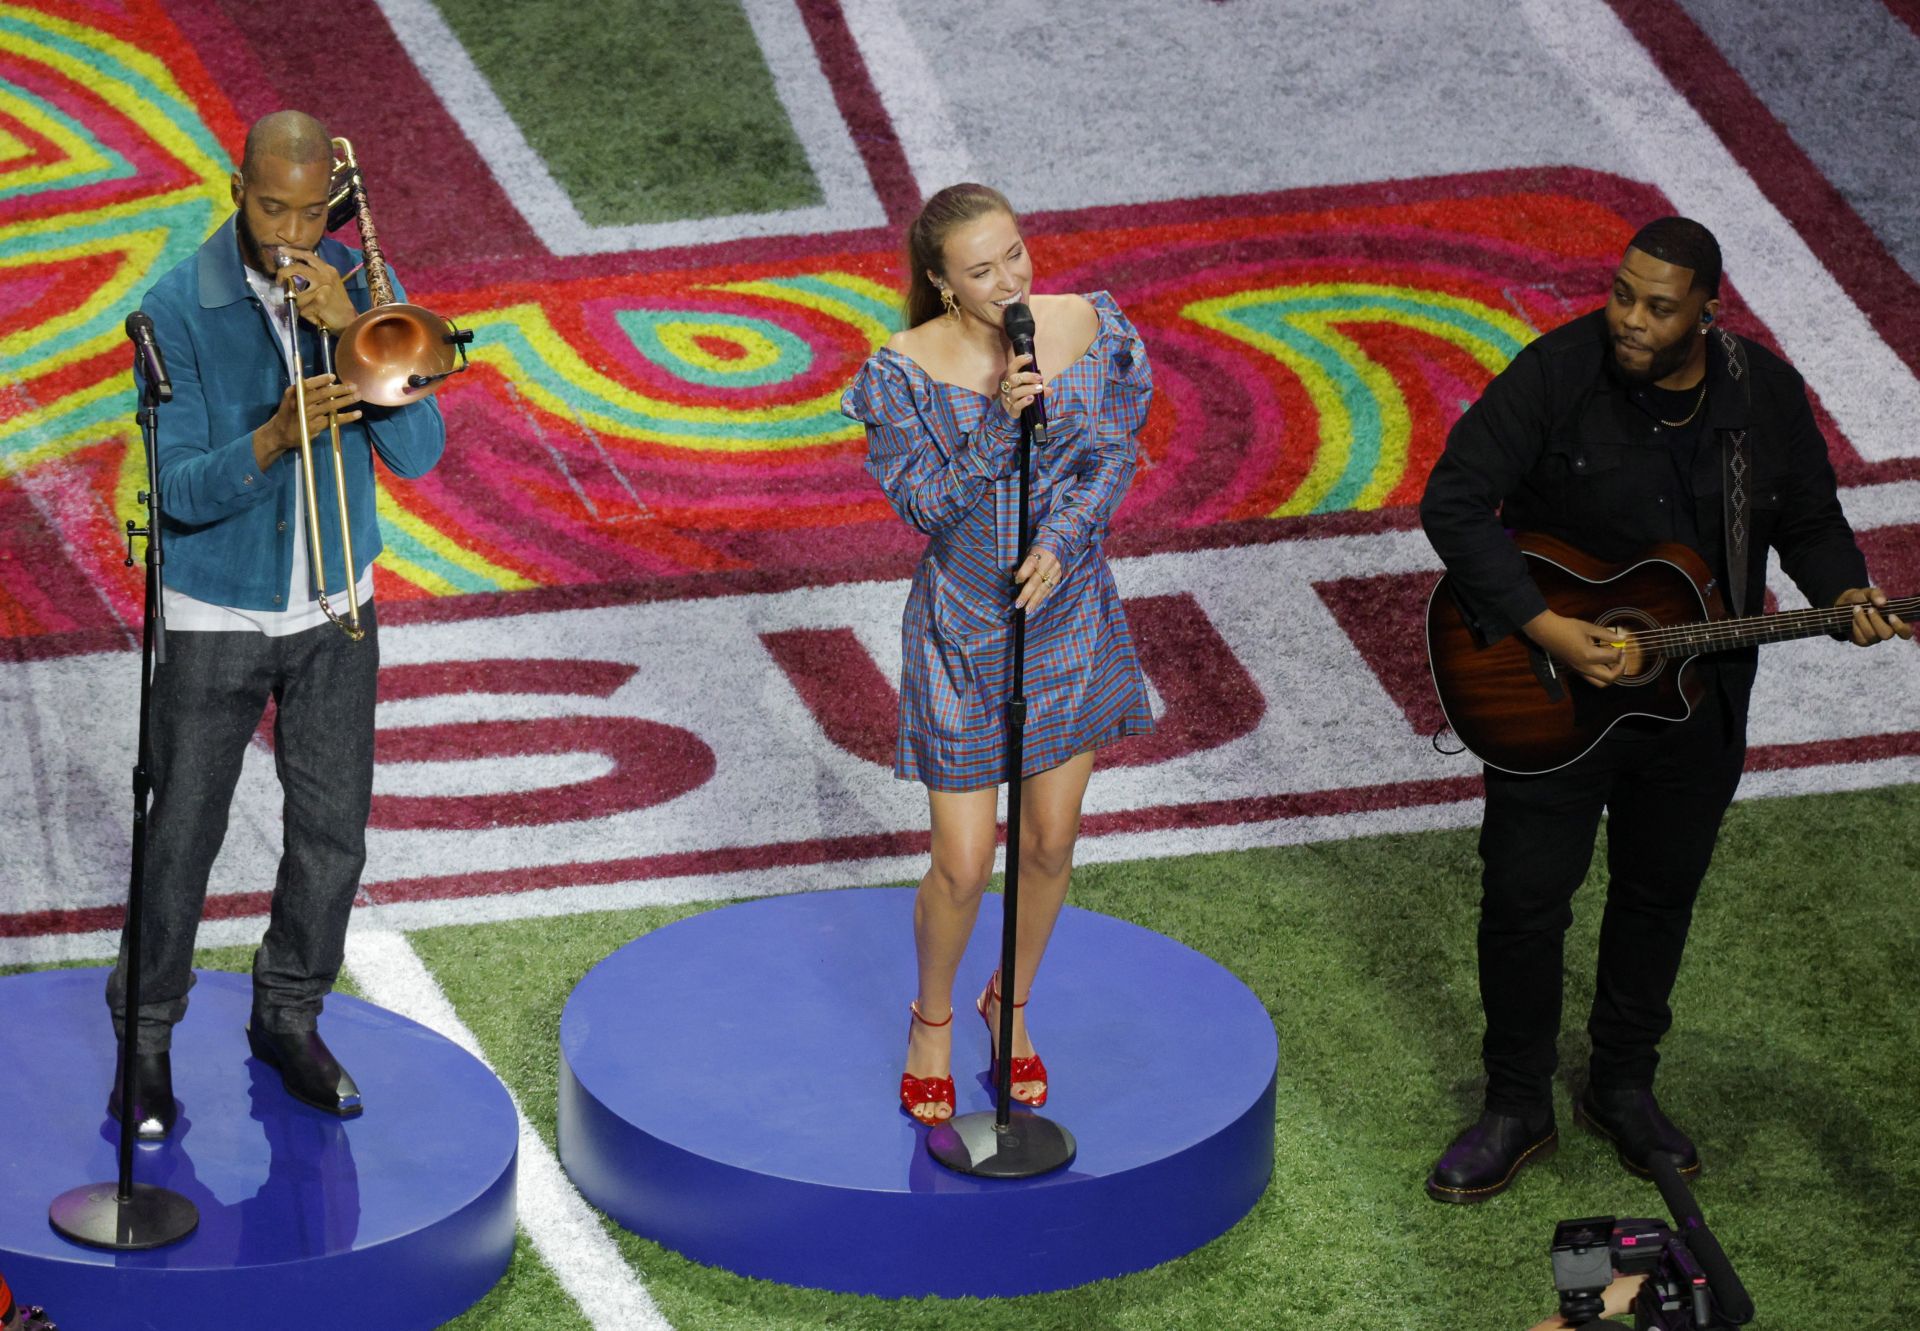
[841,184,1154,1125]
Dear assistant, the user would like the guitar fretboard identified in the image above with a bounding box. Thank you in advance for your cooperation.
[1642,595,1920,656]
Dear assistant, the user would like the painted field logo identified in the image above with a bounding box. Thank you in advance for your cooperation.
[372,659,714,831]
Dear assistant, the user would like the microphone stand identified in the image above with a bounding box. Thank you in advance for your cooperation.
[49,351,199,1250]
[927,380,1077,1179]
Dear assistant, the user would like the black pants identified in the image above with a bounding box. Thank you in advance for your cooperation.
[106,606,379,1053]
[1476,686,1747,1115]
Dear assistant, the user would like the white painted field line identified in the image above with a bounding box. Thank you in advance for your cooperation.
[738,0,892,224]
[839,0,971,192]
[15,739,1919,971]
[1519,0,1920,461]
[371,0,883,255]
[341,927,672,1331]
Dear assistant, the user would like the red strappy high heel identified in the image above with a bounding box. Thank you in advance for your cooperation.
[976,974,1048,1107]
[899,1001,956,1124]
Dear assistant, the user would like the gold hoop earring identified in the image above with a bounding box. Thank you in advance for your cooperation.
[939,288,958,320]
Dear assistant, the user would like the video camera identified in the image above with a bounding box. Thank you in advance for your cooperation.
[1550,1152,1754,1329]
[0,1269,56,1331]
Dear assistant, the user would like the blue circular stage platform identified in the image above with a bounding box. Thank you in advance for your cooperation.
[0,968,517,1330]
[559,887,1277,1296]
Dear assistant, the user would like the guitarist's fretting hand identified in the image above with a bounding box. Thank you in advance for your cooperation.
[1835,587,1913,646]
[1521,609,1632,688]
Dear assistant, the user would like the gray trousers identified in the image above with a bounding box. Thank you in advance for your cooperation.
[107,605,379,1052]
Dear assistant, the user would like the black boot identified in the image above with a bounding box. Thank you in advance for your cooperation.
[246,1024,363,1118]
[1425,1107,1556,1203]
[106,1048,177,1140]
[1575,1084,1699,1177]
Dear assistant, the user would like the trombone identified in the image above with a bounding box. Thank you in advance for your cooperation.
[276,136,471,640]
[278,254,365,641]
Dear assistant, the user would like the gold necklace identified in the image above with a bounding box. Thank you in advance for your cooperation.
[1659,382,1707,428]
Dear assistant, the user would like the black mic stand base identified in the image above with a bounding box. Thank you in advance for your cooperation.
[927,1110,1075,1179]
[49,1180,199,1251]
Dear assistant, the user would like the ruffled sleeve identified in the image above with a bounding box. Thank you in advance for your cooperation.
[1034,292,1152,563]
[846,350,1021,536]
[1093,291,1152,443]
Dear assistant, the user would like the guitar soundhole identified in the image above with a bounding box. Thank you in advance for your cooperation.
[1601,607,1666,687]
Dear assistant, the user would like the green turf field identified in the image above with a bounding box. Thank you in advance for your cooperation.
[366,786,1920,1326]
[22,785,1913,1327]
[432,0,819,225]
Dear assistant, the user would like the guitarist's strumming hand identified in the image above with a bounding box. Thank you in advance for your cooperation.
[1522,608,1634,688]
[1835,587,1912,646]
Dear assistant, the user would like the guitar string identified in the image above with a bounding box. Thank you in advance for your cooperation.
[1623,609,1909,650]
[1632,601,1919,652]
[1635,603,1918,647]
[1622,596,1920,654]
[1632,596,1919,647]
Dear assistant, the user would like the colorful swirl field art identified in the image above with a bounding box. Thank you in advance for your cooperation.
[1,0,1862,653]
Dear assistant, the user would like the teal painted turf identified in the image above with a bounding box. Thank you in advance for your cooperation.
[758,275,902,332]
[471,321,847,439]
[408,784,1920,1329]
[1210,291,1528,512]
[0,10,231,176]
[429,0,820,228]
[616,309,815,389]
[1,196,220,399]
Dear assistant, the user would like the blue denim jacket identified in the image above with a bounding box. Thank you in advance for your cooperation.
[139,215,445,610]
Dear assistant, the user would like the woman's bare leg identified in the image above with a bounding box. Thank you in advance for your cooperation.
[980,750,1096,1102]
[902,784,998,1121]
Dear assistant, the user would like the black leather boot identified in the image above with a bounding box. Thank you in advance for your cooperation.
[1425,1107,1556,1203]
[1575,1084,1699,1177]
[106,1047,177,1140]
[246,1023,363,1118]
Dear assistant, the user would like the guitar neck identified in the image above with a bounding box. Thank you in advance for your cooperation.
[1647,594,1920,656]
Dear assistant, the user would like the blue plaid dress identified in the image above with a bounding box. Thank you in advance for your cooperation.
[843,291,1154,790]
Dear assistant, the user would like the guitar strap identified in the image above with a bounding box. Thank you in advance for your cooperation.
[1716,327,1753,615]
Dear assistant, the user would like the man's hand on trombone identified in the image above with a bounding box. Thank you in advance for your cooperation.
[252,373,362,470]
[271,248,360,335]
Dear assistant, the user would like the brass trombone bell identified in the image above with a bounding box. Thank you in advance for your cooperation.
[335,303,458,407]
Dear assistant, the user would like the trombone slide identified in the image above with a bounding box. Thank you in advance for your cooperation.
[281,267,364,641]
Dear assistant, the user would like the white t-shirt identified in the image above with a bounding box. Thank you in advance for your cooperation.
[163,266,375,636]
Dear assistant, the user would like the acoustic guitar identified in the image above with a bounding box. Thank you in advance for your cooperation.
[1426,533,1916,775]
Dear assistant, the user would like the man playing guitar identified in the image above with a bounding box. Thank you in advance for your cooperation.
[1417,217,1908,1203]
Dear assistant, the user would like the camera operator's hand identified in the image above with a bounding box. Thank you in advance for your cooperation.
[1525,1274,1647,1329]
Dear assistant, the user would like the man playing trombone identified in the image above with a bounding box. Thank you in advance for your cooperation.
[105,110,445,1133]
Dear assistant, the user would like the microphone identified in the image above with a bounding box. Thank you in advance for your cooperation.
[1001,302,1047,444]
[125,311,172,403]
[274,251,311,293]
